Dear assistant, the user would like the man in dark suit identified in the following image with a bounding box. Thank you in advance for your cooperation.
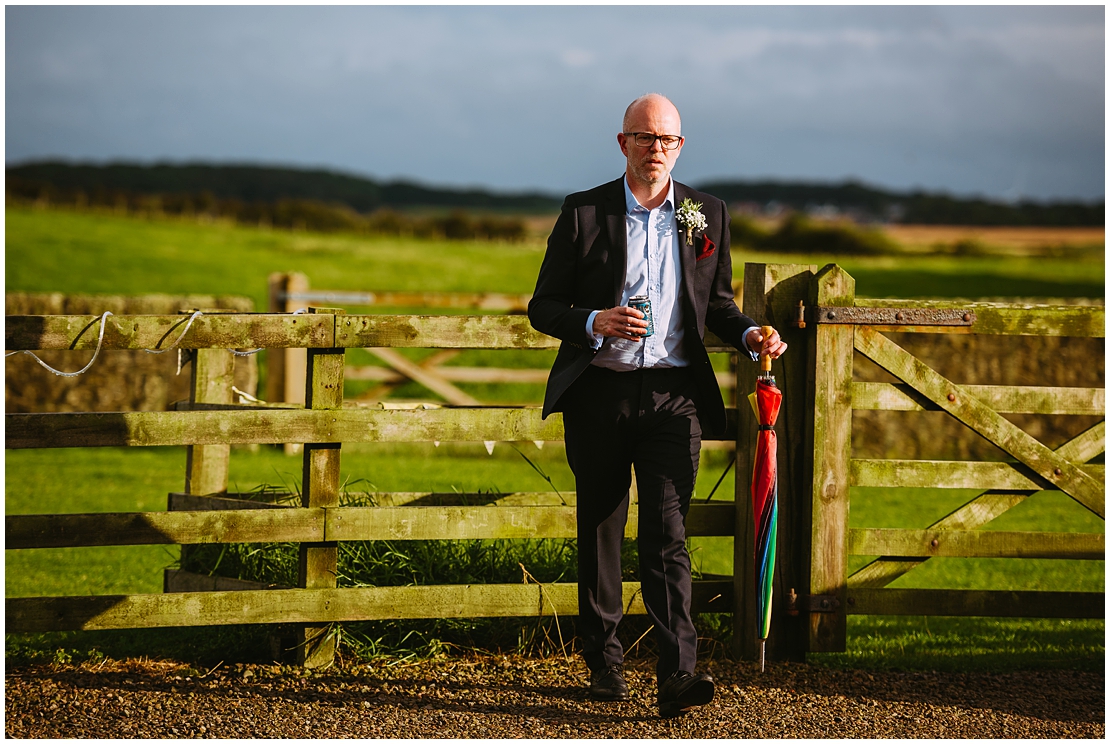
[528,93,786,718]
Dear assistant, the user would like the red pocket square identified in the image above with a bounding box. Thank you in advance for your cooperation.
[696,234,716,261]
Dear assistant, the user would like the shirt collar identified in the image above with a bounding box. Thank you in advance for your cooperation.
[623,175,675,215]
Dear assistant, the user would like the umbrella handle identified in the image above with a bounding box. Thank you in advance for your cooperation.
[760,325,774,373]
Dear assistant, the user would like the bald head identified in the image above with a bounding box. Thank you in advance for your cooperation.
[622,93,681,133]
[618,93,685,200]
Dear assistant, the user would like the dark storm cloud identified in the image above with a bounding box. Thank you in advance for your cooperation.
[5,5,1104,201]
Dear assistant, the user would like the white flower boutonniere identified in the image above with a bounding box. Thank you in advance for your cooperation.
[675,198,708,246]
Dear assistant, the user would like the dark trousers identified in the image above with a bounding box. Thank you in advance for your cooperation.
[561,364,702,684]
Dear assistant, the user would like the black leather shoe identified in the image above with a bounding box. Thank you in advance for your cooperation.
[589,664,629,701]
[657,670,714,718]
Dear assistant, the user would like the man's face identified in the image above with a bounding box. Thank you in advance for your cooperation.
[618,99,683,188]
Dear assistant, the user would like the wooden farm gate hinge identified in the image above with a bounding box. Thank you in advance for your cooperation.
[790,301,977,328]
[786,589,841,614]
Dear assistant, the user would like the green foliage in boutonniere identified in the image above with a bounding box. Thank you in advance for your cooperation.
[676,198,708,245]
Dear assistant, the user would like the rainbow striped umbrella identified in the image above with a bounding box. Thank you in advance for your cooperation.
[748,328,782,672]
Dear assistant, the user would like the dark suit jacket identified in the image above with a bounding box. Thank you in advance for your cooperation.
[527,176,757,437]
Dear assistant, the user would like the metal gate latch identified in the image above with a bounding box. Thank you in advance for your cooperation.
[786,589,841,614]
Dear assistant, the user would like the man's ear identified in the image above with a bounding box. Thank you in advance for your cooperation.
[617,133,629,157]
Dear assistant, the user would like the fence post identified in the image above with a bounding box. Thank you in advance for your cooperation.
[267,272,288,405]
[733,263,816,663]
[167,344,234,593]
[266,272,310,407]
[268,272,310,455]
[296,307,345,668]
[183,348,234,495]
[803,264,855,652]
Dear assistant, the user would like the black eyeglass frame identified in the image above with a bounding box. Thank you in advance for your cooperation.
[623,132,684,150]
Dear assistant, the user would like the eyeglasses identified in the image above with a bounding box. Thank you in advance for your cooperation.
[623,132,683,150]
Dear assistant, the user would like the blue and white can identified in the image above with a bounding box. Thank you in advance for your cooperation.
[628,295,654,338]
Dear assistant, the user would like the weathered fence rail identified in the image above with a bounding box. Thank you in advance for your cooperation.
[9,581,736,634]
[7,262,1104,668]
[265,272,745,408]
[4,293,259,415]
[7,503,737,550]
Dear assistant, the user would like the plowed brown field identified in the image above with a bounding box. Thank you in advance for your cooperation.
[882,225,1103,253]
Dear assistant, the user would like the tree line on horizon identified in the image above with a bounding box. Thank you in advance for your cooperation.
[6,168,531,243]
[7,160,1104,230]
[699,179,1104,228]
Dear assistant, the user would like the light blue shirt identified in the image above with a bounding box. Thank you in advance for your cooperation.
[586,177,760,369]
[587,177,686,370]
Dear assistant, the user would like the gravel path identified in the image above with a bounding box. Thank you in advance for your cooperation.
[6,655,1103,738]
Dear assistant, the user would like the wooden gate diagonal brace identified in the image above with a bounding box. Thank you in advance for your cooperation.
[1056,420,1106,463]
[367,347,482,406]
[849,418,1108,589]
[854,327,1104,518]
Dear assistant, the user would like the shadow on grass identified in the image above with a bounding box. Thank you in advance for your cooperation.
[809,616,1105,674]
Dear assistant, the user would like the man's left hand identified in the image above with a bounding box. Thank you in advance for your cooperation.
[750,326,787,360]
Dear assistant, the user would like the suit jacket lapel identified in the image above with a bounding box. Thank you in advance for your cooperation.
[673,181,698,306]
[604,178,628,306]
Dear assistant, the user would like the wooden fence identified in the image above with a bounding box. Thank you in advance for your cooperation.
[5,305,741,667]
[266,271,744,408]
[6,262,1104,668]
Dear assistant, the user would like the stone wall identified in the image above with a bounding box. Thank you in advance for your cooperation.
[6,293,258,413]
[852,331,1104,461]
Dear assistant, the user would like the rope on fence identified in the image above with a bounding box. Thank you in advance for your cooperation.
[4,311,115,377]
[139,310,205,355]
[232,386,263,404]
[4,307,311,376]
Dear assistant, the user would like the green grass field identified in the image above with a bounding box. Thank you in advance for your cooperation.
[6,205,1105,670]
[7,205,1105,305]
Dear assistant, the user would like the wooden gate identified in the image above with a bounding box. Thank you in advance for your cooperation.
[803,264,1104,652]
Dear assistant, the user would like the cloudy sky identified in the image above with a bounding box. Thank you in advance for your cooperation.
[6,5,1105,202]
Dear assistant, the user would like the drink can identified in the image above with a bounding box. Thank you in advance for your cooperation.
[628,295,654,338]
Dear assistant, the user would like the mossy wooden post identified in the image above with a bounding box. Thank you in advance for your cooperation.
[734,263,815,663]
[297,308,345,668]
[184,347,234,495]
[170,337,234,593]
[804,265,855,652]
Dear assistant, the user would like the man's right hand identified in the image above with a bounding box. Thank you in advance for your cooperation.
[592,306,649,342]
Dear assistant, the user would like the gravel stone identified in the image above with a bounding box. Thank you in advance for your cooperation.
[5,655,1103,738]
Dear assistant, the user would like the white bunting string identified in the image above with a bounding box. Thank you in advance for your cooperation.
[232,386,263,404]
[4,311,115,377]
[6,307,314,377]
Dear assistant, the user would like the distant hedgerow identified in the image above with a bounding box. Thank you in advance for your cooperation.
[731,213,899,256]
[5,177,528,243]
